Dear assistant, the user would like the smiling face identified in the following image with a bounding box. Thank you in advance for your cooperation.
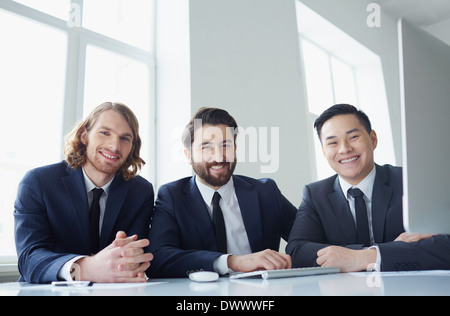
[81,109,134,186]
[185,124,237,190]
[320,114,378,185]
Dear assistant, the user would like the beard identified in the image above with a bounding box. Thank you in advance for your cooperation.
[84,145,124,177]
[192,160,237,188]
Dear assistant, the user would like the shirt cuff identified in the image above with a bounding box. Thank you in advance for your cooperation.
[58,256,86,281]
[368,245,382,271]
[213,254,233,275]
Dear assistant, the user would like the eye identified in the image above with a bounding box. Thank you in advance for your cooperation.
[120,136,131,142]
[100,131,110,136]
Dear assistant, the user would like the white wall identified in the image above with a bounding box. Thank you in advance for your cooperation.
[155,0,192,190]
[157,0,407,204]
[189,0,312,205]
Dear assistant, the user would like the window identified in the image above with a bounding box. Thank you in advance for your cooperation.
[296,1,396,181]
[13,0,71,20]
[301,39,359,180]
[83,0,154,51]
[0,0,155,262]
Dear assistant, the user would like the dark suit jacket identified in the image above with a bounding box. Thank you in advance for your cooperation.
[287,164,450,271]
[146,175,296,278]
[14,161,154,284]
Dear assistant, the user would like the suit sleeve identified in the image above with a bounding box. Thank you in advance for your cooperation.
[286,185,331,268]
[14,170,78,284]
[125,181,154,240]
[270,180,297,242]
[378,235,450,271]
[146,186,222,278]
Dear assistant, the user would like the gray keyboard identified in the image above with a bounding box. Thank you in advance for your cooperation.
[229,266,340,280]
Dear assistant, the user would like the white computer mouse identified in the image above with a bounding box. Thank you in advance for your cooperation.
[189,271,219,283]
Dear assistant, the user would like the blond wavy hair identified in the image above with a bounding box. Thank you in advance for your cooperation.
[64,102,145,181]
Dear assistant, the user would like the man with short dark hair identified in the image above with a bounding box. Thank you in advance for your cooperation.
[287,104,450,272]
[147,107,296,278]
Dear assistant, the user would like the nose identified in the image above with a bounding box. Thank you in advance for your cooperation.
[211,146,224,163]
[339,140,353,154]
[107,135,121,152]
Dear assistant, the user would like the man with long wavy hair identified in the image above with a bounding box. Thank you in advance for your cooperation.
[15,102,154,284]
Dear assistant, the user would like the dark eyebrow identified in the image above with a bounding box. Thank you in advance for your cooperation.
[324,128,360,141]
[346,128,360,134]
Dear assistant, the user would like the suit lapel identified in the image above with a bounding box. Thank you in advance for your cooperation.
[100,175,129,249]
[61,165,90,248]
[328,176,358,243]
[183,177,217,250]
[372,164,393,243]
[234,176,264,252]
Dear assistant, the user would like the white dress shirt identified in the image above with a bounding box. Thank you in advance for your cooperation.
[195,176,252,274]
[57,169,113,281]
[338,165,381,270]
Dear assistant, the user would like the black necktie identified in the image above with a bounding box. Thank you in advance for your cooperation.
[212,192,227,254]
[89,188,104,254]
[348,188,371,247]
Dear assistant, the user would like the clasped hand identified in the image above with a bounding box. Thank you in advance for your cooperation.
[76,231,153,283]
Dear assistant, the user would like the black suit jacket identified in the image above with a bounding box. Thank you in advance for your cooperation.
[287,164,450,271]
[14,161,154,283]
[146,175,296,278]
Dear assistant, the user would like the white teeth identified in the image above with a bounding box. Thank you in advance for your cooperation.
[211,165,224,170]
[102,153,118,159]
[340,157,359,163]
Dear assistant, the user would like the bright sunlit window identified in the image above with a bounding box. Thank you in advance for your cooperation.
[296,1,396,181]
[13,0,71,20]
[0,0,155,262]
[83,0,154,51]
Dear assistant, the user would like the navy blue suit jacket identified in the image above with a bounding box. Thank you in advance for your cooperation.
[287,164,450,271]
[146,175,296,278]
[14,161,154,284]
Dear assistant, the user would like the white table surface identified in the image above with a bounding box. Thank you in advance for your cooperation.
[1,271,449,296]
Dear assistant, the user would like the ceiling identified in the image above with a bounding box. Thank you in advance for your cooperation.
[378,0,450,44]
[378,0,450,26]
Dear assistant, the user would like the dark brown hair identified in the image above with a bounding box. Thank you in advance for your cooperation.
[182,107,239,150]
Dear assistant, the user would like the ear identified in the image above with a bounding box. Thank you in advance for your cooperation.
[80,127,88,146]
[370,130,378,150]
[184,148,192,165]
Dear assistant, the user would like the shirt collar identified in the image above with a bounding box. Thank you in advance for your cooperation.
[339,165,376,200]
[195,175,235,207]
[82,168,114,195]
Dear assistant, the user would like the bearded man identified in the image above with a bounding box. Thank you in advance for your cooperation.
[14,102,154,284]
[146,107,296,278]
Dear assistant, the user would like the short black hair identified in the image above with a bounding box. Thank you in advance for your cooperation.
[314,104,372,142]
[182,107,239,149]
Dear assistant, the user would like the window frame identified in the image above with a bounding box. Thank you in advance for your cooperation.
[0,0,156,264]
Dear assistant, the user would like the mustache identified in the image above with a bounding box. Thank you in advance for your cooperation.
[206,162,230,168]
